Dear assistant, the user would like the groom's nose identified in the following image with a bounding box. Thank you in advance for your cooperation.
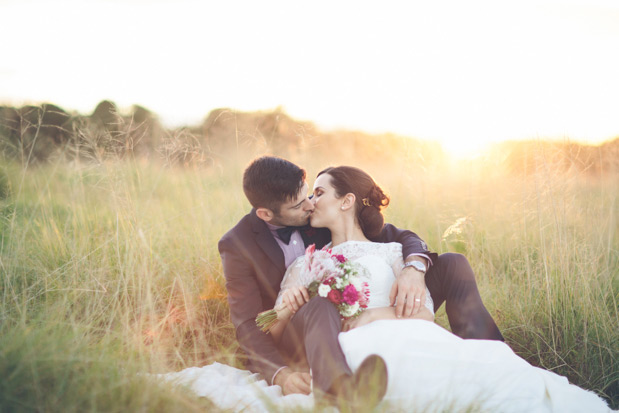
[303,197,314,211]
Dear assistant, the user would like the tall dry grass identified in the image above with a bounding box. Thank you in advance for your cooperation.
[0,135,617,410]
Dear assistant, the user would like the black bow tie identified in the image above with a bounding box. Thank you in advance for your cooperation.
[276,225,308,245]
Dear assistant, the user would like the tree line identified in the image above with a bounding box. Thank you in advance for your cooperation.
[0,100,616,177]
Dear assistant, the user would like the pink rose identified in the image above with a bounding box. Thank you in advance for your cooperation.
[342,284,359,305]
[327,289,342,305]
[334,254,346,263]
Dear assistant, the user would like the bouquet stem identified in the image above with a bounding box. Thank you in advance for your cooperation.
[255,304,292,333]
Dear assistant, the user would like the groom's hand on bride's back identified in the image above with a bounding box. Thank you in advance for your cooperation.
[281,286,310,314]
[274,367,312,395]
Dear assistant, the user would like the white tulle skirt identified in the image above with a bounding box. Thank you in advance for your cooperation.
[338,319,611,412]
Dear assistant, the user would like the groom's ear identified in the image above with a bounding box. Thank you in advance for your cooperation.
[256,207,274,222]
[341,193,356,211]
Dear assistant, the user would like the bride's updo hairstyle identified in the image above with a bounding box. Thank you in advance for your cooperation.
[317,166,389,239]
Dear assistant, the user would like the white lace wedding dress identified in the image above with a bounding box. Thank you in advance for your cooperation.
[331,241,611,412]
[156,241,612,412]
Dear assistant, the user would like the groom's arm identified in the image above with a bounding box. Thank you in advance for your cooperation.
[218,236,286,384]
[375,223,437,261]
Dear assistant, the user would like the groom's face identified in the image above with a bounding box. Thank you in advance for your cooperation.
[269,181,314,227]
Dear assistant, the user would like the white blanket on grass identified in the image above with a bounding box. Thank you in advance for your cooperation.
[155,362,316,412]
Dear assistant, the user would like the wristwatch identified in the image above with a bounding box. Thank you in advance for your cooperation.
[402,260,426,273]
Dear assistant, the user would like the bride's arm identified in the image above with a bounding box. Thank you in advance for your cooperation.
[269,259,310,343]
[269,285,309,343]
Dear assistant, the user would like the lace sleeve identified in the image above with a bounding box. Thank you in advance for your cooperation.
[386,243,404,267]
[274,256,307,307]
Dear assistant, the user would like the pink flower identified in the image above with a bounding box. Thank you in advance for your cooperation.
[327,289,342,305]
[342,284,359,305]
[358,283,370,308]
[334,254,346,263]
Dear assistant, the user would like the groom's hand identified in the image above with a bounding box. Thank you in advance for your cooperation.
[274,367,312,395]
[390,267,427,318]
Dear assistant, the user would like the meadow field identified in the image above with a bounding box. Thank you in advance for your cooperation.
[0,111,617,411]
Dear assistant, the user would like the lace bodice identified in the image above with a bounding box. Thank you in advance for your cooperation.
[277,241,433,313]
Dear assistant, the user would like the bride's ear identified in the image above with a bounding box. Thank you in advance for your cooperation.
[341,193,356,211]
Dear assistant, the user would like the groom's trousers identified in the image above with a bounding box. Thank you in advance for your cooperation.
[278,252,504,393]
[278,297,352,394]
[425,253,504,341]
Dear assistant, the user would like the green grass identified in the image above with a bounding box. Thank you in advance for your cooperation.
[0,150,617,411]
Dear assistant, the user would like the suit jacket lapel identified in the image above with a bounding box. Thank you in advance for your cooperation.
[250,209,286,275]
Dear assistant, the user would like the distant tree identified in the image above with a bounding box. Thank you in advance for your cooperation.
[0,104,71,163]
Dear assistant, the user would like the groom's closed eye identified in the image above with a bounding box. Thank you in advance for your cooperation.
[291,198,309,209]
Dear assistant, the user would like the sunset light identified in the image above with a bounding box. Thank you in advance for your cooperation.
[1,0,618,154]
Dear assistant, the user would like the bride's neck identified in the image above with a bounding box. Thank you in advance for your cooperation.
[329,218,368,246]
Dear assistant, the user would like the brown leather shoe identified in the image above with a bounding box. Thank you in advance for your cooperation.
[322,355,388,411]
[352,354,388,408]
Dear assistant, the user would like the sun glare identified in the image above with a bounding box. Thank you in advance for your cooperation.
[1,0,618,150]
[440,138,492,160]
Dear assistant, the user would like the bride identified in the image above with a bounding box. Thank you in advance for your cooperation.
[271,166,611,412]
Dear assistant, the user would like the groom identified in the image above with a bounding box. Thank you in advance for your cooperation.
[219,156,504,399]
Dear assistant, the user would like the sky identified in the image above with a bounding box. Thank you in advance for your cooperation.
[1,0,618,156]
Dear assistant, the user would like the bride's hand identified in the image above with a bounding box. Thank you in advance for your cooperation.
[281,286,310,314]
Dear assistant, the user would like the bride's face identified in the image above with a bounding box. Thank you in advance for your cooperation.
[310,173,342,229]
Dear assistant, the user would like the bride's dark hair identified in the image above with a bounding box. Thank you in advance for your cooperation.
[317,166,389,239]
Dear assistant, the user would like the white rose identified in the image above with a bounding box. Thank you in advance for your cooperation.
[318,284,331,298]
[341,302,360,317]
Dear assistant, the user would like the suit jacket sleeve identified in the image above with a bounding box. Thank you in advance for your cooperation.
[219,236,286,384]
[374,223,438,264]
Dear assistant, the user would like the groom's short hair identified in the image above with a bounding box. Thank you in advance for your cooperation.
[243,156,306,213]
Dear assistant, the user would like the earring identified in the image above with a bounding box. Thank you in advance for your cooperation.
[341,206,345,210]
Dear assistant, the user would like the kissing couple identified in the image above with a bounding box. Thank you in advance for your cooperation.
[218,156,611,411]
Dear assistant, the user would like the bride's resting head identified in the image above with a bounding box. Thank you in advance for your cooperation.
[310,166,389,239]
[243,156,314,227]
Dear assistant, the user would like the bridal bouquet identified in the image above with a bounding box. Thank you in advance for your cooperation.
[255,244,370,333]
